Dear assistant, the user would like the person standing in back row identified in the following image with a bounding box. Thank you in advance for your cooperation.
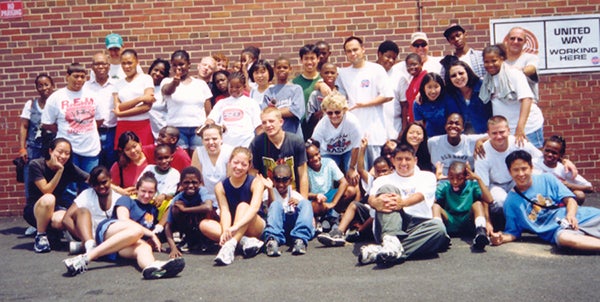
[335,36,393,170]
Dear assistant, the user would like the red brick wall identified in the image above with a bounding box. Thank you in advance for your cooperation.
[0,0,598,216]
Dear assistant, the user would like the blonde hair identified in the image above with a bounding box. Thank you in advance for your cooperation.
[321,92,348,111]
[261,106,283,120]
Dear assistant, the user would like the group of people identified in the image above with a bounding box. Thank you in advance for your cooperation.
[18,26,599,278]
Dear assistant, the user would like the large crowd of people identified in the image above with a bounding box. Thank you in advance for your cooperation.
[18,26,598,279]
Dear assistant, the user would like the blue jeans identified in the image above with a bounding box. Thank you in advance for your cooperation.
[323,151,352,173]
[526,127,544,148]
[263,198,315,245]
[176,126,203,150]
[98,127,117,169]
[66,153,99,203]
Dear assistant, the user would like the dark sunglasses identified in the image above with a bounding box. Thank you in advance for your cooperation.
[273,176,291,183]
[326,110,342,116]
[412,42,427,48]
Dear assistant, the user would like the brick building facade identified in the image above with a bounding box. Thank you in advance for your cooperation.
[0,0,598,216]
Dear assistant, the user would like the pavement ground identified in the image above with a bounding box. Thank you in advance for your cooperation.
[1,194,599,302]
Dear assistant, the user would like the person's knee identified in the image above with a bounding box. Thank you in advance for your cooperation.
[36,194,56,209]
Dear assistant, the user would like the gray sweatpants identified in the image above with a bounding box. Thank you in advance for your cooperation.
[374,211,450,260]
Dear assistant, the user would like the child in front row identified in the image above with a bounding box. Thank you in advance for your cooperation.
[139,144,180,234]
[165,166,214,258]
[432,161,493,250]
[317,137,393,247]
[535,135,593,205]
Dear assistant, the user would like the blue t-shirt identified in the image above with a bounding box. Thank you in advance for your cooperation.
[167,187,212,223]
[114,195,157,230]
[503,173,600,244]
[308,157,344,194]
[413,98,448,137]
[262,83,305,134]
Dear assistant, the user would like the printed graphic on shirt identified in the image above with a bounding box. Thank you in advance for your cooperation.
[222,108,244,122]
[142,212,155,229]
[326,134,352,153]
[61,97,96,134]
[262,156,296,190]
[528,194,553,221]
[360,79,370,88]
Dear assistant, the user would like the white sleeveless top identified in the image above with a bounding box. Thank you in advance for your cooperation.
[195,143,234,208]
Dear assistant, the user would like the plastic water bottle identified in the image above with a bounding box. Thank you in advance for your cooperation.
[556,217,572,229]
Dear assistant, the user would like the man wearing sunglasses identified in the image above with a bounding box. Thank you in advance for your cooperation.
[504,27,540,100]
[391,32,442,134]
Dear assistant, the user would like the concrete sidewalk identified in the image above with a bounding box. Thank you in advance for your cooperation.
[1,194,599,302]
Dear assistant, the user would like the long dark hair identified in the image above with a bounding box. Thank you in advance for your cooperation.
[117,131,141,168]
[444,60,479,95]
[399,123,433,172]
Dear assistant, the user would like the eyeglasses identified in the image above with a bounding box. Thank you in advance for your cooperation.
[509,37,524,42]
[326,110,342,116]
[273,176,291,183]
[412,42,428,48]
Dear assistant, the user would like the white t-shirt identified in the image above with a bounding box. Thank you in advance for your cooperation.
[139,165,180,195]
[336,61,394,145]
[90,63,143,82]
[505,52,539,100]
[370,169,436,219]
[194,143,233,208]
[490,67,544,135]
[474,135,542,187]
[74,188,122,235]
[161,77,212,127]
[311,111,362,156]
[149,85,167,139]
[207,95,261,147]
[41,87,104,156]
[533,157,592,188]
[114,73,154,121]
[84,78,117,127]
[427,134,487,175]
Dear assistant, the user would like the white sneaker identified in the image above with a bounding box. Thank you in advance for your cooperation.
[376,235,403,266]
[63,254,88,276]
[214,238,237,266]
[142,258,185,280]
[358,244,382,265]
[24,226,37,236]
[241,237,264,258]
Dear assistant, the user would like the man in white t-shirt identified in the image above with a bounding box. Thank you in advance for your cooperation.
[335,36,393,169]
[84,52,118,168]
[504,27,540,100]
[358,144,449,267]
[42,63,105,174]
[375,40,402,139]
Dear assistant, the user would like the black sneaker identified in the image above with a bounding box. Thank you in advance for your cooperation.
[142,257,185,279]
[317,228,345,247]
[345,230,361,243]
[265,237,281,257]
[291,238,307,255]
[472,227,490,250]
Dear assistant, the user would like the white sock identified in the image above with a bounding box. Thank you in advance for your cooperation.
[84,240,96,253]
[475,216,486,228]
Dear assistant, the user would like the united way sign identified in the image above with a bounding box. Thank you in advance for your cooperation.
[491,14,600,74]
